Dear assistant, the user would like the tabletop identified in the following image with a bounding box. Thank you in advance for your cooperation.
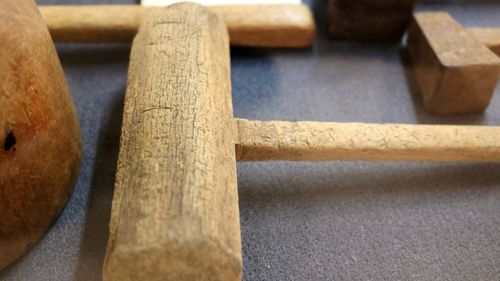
[2,0,500,280]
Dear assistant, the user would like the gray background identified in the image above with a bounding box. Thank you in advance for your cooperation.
[2,0,500,280]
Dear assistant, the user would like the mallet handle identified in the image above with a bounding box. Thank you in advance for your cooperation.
[236,119,500,162]
[104,4,241,281]
[39,4,315,47]
[468,28,500,56]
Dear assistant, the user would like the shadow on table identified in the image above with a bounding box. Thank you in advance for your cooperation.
[74,92,124,281]
[238,162,500,208]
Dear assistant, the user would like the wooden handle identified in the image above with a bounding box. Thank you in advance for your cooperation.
[103,3,241,281]
[468,28,500,56]
[236,119,500,162]
[39,4,315,47]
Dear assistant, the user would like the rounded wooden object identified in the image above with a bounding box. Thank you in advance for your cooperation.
[0,0,82,269]
[103,3,240,281]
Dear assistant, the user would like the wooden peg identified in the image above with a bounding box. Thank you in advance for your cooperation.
[39,4,315,48]
[103,3,241,281]
[407,12,500,115]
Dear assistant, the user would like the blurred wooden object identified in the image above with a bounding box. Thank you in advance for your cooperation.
[39,4,315,47]
[469,28,500,56]
[407,13,500,115]
[328,0,416,41]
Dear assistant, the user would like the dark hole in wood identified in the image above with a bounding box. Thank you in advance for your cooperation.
[4,131,16,151]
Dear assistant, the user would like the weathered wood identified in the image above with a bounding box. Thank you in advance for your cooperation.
[235,119,500,162]
[468,28,500,56]
[39,4,315,47]
[328,0,416,41]
[407,13,500,115]
[103,3,241,281]
[0,0,81,270]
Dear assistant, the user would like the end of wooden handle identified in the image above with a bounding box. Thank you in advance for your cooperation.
[215,4,316,47]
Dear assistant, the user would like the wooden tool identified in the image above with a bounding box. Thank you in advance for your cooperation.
[39,4,315,47]
[407,13,500,115]
[0,0,81,270]
[103,3,500,280]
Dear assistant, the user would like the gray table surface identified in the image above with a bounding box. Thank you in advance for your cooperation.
[2,0,500,280]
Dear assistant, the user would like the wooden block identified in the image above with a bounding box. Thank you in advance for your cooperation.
[407,13,500,115]
[328,0,416,41]
[102,3,241,281]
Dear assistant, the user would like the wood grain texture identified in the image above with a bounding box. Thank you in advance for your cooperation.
[468,28,500,56]
[328,0,416,41]
[0,0,81,270]
[407,13,500,115]
[103,3,241,281]
[39,4,315,47]
[235,119,500,162]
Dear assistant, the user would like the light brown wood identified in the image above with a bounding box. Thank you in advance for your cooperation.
[39,4,315,47]
[235,119,500,162]
[407,12,500,115]
[468,28,500,56]
[0,0,81,270]
[103,3,241,281]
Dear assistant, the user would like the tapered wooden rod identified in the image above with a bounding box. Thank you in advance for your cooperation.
[39,4,315,47]
[468,28,500,56]
[235,119,500,162]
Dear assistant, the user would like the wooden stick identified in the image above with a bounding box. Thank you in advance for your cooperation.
[468,28,500,56]
[39,4,315,47]
[235,119,500,162]
[103,3,241,281]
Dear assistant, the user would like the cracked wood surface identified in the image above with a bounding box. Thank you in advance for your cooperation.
[235,119,500,162]
[103,3,241,281]
[39,4,315,47]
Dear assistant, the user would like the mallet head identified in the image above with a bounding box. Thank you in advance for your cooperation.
[407,12,500,115]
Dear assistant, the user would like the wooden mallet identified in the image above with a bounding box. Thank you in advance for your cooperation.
[104,3,500,281]
[407,12,500,115]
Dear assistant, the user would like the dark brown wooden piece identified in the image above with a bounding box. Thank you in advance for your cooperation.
[328,0,416,41]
